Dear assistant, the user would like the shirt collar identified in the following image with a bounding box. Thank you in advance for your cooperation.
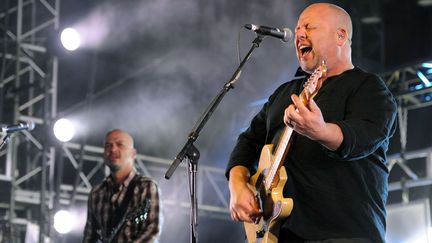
[107,169,137,190]
[122,169,136,188]
[294,67,309,78]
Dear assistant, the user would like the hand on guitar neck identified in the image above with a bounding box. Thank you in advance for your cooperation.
[284,93,343,151]
[283,61,342,151]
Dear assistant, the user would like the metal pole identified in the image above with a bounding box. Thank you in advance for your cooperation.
[8,0,23,242]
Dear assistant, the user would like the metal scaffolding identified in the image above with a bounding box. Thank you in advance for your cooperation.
[384,62,432,203]
[0,2,230,242]
[0,0,59,242]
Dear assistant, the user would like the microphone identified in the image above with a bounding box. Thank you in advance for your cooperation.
[244,24,293,42]
[1,121,35,134]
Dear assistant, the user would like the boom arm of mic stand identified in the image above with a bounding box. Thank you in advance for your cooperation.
[164,35,264,179]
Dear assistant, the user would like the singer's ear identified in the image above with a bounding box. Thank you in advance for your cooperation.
[336,28,348,45]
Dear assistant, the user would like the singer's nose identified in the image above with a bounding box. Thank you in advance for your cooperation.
[295,28,307,40]
[297,35,307,42]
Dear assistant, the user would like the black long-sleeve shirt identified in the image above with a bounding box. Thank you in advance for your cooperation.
[226,67,397,242]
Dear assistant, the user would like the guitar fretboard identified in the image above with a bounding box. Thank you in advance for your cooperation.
[263,61,327,191]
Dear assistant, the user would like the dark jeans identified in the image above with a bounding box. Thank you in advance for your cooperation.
[277,229,374,243]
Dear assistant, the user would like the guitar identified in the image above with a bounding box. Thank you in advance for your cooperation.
[244,61,327,243]
[96,199,151,243]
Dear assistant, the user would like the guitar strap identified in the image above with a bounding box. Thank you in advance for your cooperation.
[109,174,140,232]
[91,174,141,243]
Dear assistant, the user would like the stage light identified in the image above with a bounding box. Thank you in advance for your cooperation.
[413,84,424,90]
[53,118,75,142]
[422,62,432,68]
[53,210,75,234]
[417,70,431,87]
[60,27,81,51]
[418,0,432,7]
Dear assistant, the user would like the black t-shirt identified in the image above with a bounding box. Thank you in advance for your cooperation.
[226,67,397,243]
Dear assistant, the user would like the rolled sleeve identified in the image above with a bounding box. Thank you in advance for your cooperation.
[326,75,397,161]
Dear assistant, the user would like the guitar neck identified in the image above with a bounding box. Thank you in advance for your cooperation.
[264,89,307,191]
[265,125,294,190]
[263,61,327,191]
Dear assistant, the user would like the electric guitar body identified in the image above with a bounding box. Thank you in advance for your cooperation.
[244,143,294,243]
[244,61,327,243]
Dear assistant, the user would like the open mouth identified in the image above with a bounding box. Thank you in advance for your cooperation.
[299,46,312,56]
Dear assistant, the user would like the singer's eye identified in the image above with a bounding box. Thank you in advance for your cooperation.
[295,23,315,34]
[306,24,318,31]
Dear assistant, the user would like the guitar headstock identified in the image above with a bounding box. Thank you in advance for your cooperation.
[126,199,150,225]
[300,60,327,105]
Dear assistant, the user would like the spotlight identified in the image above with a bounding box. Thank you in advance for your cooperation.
[418,0,432,7]
[422,62,432,68]
[53,210,75,234]
[60,27,81,51]
[417,70,431,87]
[53,118,75,142]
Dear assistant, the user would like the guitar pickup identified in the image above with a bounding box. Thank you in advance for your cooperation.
[256,229,265,239]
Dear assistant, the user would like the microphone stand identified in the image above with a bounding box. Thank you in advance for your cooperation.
[164,34,265,243]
